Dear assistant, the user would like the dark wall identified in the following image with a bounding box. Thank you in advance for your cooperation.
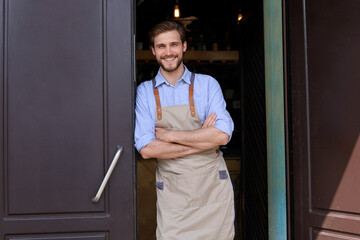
[240,7,268,240]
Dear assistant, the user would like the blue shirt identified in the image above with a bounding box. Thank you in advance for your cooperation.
[134,66,234,152]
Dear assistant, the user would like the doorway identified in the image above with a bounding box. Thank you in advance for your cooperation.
[135,0,267,239]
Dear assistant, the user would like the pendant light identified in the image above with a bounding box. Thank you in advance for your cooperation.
[237,9,243,24]
[174,0,180,18]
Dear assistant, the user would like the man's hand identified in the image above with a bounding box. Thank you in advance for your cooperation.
[202,113,216,128]
[155,127,172,142]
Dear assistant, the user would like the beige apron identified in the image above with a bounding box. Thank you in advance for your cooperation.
[153,73,235,240]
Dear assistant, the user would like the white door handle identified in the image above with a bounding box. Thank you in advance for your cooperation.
[92,145,123,203]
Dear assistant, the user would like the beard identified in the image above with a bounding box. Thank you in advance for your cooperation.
[157,54,184,73]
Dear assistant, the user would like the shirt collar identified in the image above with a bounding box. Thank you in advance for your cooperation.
[153,66,191,88]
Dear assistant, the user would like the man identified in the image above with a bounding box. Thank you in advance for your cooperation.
[135,20,235,239]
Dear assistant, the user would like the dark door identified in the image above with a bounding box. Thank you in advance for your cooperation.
[289,0,360,238]
[0,0,135,238]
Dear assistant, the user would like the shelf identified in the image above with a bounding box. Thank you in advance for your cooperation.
[136,50,239,64]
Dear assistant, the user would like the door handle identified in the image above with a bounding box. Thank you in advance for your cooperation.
[92,145,123,203]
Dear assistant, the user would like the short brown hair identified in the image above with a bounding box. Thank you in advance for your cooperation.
[148,20,186,48]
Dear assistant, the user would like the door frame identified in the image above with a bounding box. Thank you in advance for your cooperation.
[263,0,288,239]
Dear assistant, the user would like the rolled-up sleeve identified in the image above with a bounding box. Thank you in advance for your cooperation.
[207,78,234,141]
[134,83,156,152]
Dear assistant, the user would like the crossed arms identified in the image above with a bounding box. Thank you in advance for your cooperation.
[140,113,230,159]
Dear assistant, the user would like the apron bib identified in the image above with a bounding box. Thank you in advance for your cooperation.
[153,73,235,240]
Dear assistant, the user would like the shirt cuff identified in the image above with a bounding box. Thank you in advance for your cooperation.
[135,135,156,153]
[214,123,233,142]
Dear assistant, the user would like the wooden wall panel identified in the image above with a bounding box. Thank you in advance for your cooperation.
[6,233,108,240]
[5,0,105,215]
[289,0,360,238]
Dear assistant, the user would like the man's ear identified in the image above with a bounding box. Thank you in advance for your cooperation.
[151,46,156,56]
[183,41,187,52]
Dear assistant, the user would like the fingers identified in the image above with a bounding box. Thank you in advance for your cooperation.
[202,113,216,128]
[209,113,216,127]
[155,127,171,142]
[155,127,164,138]
[206,113,216,127]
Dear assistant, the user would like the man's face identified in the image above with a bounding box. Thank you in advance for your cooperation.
[151,30,187,73]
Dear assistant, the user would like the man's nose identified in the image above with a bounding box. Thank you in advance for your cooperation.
[165,46,171,55]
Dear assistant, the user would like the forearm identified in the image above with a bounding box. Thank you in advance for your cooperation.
[166,127,229,150]
[140,140,204,159]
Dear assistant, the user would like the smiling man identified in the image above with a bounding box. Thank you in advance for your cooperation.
[134,20,235,240]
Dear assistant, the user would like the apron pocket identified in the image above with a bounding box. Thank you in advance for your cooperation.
[158,177,195,210]
[159,168,228,210]
[192,169,228,208]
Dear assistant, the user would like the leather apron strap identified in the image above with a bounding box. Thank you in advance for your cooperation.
[152,72,196,120]
[189,72,196,117]
[152,78,162,120]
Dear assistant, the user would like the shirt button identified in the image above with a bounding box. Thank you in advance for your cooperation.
[174,90,177,93]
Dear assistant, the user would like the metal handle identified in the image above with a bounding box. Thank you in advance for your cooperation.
[92,145,123,203]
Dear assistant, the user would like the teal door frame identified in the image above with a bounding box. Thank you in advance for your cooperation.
[264,0,287,239]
